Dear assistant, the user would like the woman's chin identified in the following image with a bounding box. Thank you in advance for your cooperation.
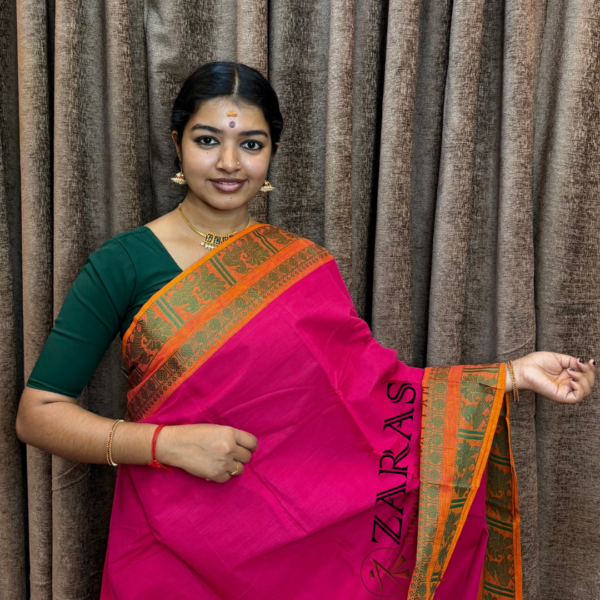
[188,190,256,212]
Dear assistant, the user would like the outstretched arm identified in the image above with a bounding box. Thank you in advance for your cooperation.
[508,352,595,403]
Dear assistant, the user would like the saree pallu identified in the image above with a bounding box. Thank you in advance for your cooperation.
[100,224,521,600]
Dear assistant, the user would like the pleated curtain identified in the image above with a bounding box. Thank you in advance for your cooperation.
[1,0,599,598]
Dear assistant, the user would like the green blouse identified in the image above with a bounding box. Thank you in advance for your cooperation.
[27,227,182,398]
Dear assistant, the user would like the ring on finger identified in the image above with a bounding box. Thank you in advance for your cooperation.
[227,460,241,476]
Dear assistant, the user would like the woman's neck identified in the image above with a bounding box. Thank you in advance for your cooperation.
[180,195,252,234]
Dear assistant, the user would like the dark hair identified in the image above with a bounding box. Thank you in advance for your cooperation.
[170,62,283,169]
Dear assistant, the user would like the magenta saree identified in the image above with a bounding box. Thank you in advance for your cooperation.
[101,224,521,599]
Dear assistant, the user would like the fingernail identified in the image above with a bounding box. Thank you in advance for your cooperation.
[568,368,574,372]
[578,358,584,364]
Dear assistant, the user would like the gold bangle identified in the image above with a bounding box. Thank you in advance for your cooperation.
[106,419,124,466]
[507,361,519,403]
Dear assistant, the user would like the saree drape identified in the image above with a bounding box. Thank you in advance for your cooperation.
[101,224,520,599]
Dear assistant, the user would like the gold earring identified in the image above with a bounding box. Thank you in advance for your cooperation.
[171,171,187,185]
[260,180,274,192]
[171,160,187,185]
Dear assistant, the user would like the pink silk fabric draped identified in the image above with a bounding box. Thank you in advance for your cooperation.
[100,239,492,599]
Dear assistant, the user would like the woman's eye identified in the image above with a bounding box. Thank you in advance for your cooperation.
[242,140,263,151]
[196,136,217,146]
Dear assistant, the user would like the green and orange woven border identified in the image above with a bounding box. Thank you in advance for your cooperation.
[122,224,333,422]
[408,364,522,600]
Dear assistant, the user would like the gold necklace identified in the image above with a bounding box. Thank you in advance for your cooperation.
[177,203,252,250]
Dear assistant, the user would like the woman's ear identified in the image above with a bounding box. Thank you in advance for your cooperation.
[171,131,181,161]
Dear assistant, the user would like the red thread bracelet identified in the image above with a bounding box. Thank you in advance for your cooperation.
[148,424,172,473]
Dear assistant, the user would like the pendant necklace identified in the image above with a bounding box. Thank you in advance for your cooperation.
[178,203,251,250]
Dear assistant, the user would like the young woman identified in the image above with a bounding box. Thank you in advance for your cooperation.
[16,62,596,600]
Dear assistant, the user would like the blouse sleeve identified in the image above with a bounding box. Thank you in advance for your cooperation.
[27,237,136,398]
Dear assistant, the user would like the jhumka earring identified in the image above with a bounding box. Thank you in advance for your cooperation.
[260,180,275,192]
[171,160,187,185]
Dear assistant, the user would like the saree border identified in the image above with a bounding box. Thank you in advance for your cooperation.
[123,224,304,389]
[408,363,521,600]
[123,225,334,421]
[481,392,522,600]
[122,222,264,358]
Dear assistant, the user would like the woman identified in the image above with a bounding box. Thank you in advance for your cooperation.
[16,62,595,600]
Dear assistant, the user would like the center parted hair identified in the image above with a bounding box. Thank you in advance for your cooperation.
[170,62,284,169]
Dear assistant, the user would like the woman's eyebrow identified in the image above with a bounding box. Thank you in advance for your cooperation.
[239,129,268,137]
[191,124,222,133]
[190,124,268,137]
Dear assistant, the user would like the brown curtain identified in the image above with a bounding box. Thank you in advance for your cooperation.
[2,0,599,598]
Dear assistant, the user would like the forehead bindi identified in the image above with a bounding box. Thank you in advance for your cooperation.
[187,99,270,137]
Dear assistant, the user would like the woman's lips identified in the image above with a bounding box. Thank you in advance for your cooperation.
[210,179,246,193]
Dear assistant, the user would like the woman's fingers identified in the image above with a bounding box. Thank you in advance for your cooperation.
[228,459,244,476]
[206,437,253,483]
[208,459,244,483]
[570,380,583,402]
[234,428,258,452]
[565,371,590,399]
[553,353,582,372]
[572,358,596,394]
[554,378,580,404]
[559,356,595,402]
[234,446,253,464]
[567,368,584,381]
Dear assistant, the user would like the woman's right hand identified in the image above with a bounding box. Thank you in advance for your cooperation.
[155,424,258,482]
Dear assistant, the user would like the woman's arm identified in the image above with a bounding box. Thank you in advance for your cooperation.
[16,387,157,465]
[16,386,258,482]
[16,233,260,481]
[506,352,596,402]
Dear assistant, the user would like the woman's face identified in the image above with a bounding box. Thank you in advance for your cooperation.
[173,96,273,211]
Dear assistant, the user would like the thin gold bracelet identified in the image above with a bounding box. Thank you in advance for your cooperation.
[106,419,124,466]
[507,361,519,403]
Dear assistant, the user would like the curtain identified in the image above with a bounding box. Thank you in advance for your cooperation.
[1,0,599,598]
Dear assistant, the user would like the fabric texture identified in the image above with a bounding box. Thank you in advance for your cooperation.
[2,1,599,598]
[101,224,517,599]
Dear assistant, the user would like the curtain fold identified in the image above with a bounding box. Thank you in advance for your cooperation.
[323,0,354,284]
[348,0,387,320]
[426,0,487,367]
[496,1,539,597]
[371,0,420,363]
[16,0,54,593]
[0,0,26,596]
[534,1,600,597]
[2,0,599,598]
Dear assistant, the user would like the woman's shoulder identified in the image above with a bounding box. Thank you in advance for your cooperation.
[82,226,172,290]
[89,225,170,267]
[87,226,151,258]
[110,225,157,249]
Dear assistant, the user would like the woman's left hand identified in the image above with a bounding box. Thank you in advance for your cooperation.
[512,352,596,404]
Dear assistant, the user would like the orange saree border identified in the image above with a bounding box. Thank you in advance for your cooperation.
[123,224,306,390]
[482,391,522,600]
[408,363,522,600]
[123,224,333,422]
[136,237,316,388]
[121,222,264,358]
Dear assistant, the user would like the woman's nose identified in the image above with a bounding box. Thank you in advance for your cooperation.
[217,146,240,171]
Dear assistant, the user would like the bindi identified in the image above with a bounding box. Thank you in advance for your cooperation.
[227,110,238,128]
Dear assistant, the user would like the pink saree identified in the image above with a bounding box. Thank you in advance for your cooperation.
[101,224,521,599]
